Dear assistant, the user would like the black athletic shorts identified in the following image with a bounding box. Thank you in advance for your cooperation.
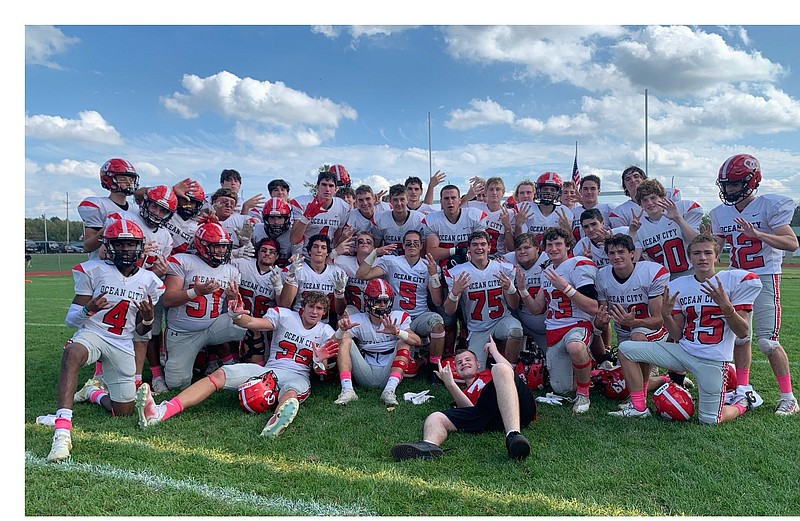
[440,374,536,433]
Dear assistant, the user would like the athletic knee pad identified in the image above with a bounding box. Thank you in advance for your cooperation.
[734,336,751,347]
[428,315,444,328]
[757,338,780,357]
[507,327,524,340]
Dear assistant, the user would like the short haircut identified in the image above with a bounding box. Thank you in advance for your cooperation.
[562,180,577,191]
[211,187,238,203]
[468,230,491,246]
[687,233,722,257]
[580,207,604,224]
[604,233,634,254]
[220,169,241,184]
[634,179,666,204]
[301,290,330,310]
[581,174,601,189]
[404,176,424,188]
[268,179,290,193]
[440,184,460,197]
[317,171,337,186]
[354,185,373,197]
[454,348,477,362]
[336,186,355,199]
[306,233,332,253]
[403,229,423,242]
[621,165,647,196]
[389,184,407,199]
[256,237,281,258]
[486,177,505,191]
[514,179,535,197]
[356,230,376,243]
[541,227,575,250]
[514,232,539,250]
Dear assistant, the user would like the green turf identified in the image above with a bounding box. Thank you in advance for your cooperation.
[24,272,800,516]
[25,253,89,273]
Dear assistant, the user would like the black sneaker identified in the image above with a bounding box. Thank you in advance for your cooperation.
[391,441,444,461]
[505,431,531,460]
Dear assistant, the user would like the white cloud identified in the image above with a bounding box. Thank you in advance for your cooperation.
[25,111,123,145]
[40,159,99,179]
[312,25,418,40]
[445,98,515,130]
[25,26,79,69]
[311,26,340,38]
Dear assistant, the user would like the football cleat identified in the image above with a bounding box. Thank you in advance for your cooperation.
[135,383,164,429]
[608,407,651,419]
[391,441,443,461]
[333,388,359,405]
[47,431,72,463]
[380,389,399,407]
[151,375,169,395]
[73,378,100,403]
[505,431,531,460]
[572,394,590,414]
[260,398,299,438]
[775,397,799,417]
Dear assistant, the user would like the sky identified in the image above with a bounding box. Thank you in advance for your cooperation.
[23,21,800,223]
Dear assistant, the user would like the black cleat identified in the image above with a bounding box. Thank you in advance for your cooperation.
[505,431,531,460]
[391,441,444,461]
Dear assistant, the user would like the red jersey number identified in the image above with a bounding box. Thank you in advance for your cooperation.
[398,281,417,311]
[683,305,725,345]
[101,300,130,335]
[468,287,505,321]
[724,233,765,271]
[275,340,313,367]
[185,285,224,319]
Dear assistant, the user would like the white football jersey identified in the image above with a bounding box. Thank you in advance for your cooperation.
[344,208,379,233]
[504,251,549,322]
[373,209,425,256]
[165,253,241,333]
[162,213,198,255]
[71,260,165,355]
[572,203,615,240]
[575,226,630,269]
[670,269,762,361]
[334,255,370,313]
[607,189,681,229]
[263,307,335,376]
[252,225,293,268]
[408,202,436,215]
[290,194,349,245]
[634,200,703,276]
[347,310,412,367]
[464,202,515,255]
[540,256,597,334]
[219,213,259,248]
[596,261,670,339]
[444,260,516,333]
[231,258,277,318]
[78,197,138,260]
[422,208,487,267]
[284,262,346,314]
[107,210,174,273]
[376,255,439,318]
[710,194,795,275]
[515,203,574,242]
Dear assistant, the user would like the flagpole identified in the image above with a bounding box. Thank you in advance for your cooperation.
[644,88,649,174]
[428,111,432,179]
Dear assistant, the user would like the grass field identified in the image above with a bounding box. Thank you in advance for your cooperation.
[23,270,800,516]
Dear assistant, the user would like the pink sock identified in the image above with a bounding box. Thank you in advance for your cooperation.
[161,398,184,422]
[661,375,670,384]
[630,390,647,411]
[89,389,107,405]
[221,354,236,364]
[430,356,442,366]
[94,361,103,376]
[777,374,793,394]
[135,375,142,388]
[737,368,750,386]
[54,417,73,431]
[733,403,747,415]
[576,381,591,397]
[151,365,163,378]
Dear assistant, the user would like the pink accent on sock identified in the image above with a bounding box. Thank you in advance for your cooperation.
[162,398,184,421]
[733,403,747,415]
[339,371,352,382]
[661,375,670,384]
[631,390,647,411]
[737,368,750,386]
[221,354,236,363]
[777,373,793,394]
[54,418,72,431]
[429,356,442,365]
[150,365,163,378]
[576,382,590,396]
[94,361,103,376]
[388,373,402,385]
[89,389,107,404]
[135,374,142,386]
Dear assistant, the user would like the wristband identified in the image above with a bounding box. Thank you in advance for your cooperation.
[82,305,95,317]
[449,247,456,257]
[142,318,155,326]
[296,214,310,225]
[448,291,460,302]
[334,328,346,340]
[564,285,577,298]
[187,288,197,299]
[429,276,441,288]
[506,284,517,295]
[520,289,532,300]
[334,291,345,299]
[397,330,410,342]
[592,327,603,337]
[329,250,339,260]
[364,249,378,267]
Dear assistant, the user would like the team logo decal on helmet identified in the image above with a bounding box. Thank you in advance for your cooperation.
[102,218,145,268]
[535,171,563,205]
[364,279,393,317]
[591,365,629,400]
[515,346,547,391]
[717,154,761,205]
[262,197,292,238]
[652,382,695,421]
[100,158,139,195]
[176,184,206,220]
[140,185,178,228]
[194,222,233,267]
[238,371,279,414]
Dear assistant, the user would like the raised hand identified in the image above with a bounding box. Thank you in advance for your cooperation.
[734,217,760,239]
[133,294,155,323]
[337,310,360,331]
[172,178,200,201]
[227,293,250,318]
[193,275,220,296]
[699,275,733,311]
[434,360,455,386]
[594,303,611,330]
[312,338,340,373]
[629,208,644,235]
[430,170,446,188]
[333,270,348,297]
[422,253,439,276]
[451,271,472,296]
[269,266,284,295]
[542,268,570,293]
[376,315,402,336]
[608,303,636,328]
[303,195,328,221]
[493,270,514,292]
[224,280,240,301]
[660,287,680,319]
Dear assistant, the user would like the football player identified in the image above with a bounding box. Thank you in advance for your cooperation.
[575,208,631,270]
[607,165,681,229]
[290,169,350,259]
[344,185,386,233]
[513,172,574,243]
[633,179,703,280]
[251,197,293,268]
[710,154,799,415]
[462,177,516,255]
[506,233,548,358]
[613,234,762,423]
[209,188,258,258]
[136,291,339,438]
[332,279,422,406]
[373,184,426,256]
[443,231,523,369]
[423,184,487,268]
[571,174,616,240]
[405,174,438,215]
[357,229,446,381]
[46,219,165,462]
[161,222,246,390]
[391,338,534,461]
[162,183,205,255]
[517,227,599,413]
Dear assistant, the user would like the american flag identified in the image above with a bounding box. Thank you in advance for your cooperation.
[571,142,581,186]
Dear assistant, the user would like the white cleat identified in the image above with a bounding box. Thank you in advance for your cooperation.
[608,407,651,419]
[333,388,359,405]
[573,394,590,414]
[135,383,164,429]
[151,375,169,395]
[36,414,57,427]
[775,397,799,417]
[380,389,399,406]
[260,398,300,438]
[47,431,72,463]
[73,378,100,403]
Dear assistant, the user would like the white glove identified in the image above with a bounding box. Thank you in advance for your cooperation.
[403,390,435,405]
[232,243,255,259]
[269,266,284,296]
[287,254,304,278]
[333,271,347,298]
[534,392,573,406]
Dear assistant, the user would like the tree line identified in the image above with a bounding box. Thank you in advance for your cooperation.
[25,217,85,242]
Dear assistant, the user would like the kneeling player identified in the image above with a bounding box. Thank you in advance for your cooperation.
[136,291,338,437]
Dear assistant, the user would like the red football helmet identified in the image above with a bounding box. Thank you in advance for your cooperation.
[514,348,547,391]
[102,218,145,268]
[194,222,232,267]
[653,382,695,421]
[328,164,351,187]
[717,154,761,206]
[593,366,629,400]
[140,185,178,228]
[238,371,279,414]
[262,197,292,238]
[100,158,139,195]
[440,357,466,385]
[364,279,393,317]
[535,172,563,205]
[724,363,737,392]
[405,356,427,378]
[176,183,206,220]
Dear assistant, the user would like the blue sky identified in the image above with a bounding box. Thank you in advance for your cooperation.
[22,19,800,221]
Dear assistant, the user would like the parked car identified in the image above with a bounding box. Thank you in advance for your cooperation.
[34,241,62,253]
[25,240,38,253]
[66,242,84,253]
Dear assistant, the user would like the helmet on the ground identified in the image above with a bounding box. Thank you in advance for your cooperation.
[238,371,279,413]
[653,382,695,421]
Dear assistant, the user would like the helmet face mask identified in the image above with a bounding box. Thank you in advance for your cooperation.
[194,223,233,267]
[535,172,563,205]
[717,154,761,206]
[102,219,145,269]
[100,158,139,195]
[140,186,178,228]
[364,279,393,317]
[176,186,205,220]
[262,197,292,238]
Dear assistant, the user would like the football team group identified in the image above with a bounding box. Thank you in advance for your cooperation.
[37,154,798,464]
